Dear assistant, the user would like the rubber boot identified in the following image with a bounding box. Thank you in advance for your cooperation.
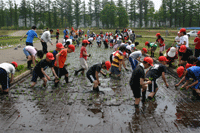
[27,60,32,69]
[65,76,69,83]
[142,91,146,103]
[75,68,84,76]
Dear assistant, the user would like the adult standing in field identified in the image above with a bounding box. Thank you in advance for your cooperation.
[41,29,53,54]
[155,33,165,56]
[63,28,69,38]
[20,26,43,46]
[0,62,18,94]
[130,31,136,43]
[194,31,200,57]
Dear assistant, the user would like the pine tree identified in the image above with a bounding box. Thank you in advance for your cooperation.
[74,0,81,28]
[19,0,27,27]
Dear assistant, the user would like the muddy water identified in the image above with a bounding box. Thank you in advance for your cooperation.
[0,45,200,132]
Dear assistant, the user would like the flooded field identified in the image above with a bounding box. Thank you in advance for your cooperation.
[0,45,200,133]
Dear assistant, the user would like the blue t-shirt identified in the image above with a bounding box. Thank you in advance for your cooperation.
[52,50,58,65]
[186,66,200,81]
[26,30,38,43]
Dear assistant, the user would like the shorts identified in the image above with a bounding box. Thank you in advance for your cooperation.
[0,68,10,90]
[26,42,33,46]
[159,46,165,52]
[23,48,31,57]
[31,70,45,82]
[192,80,200,89]
[110,54,113,64]
[110,43,113,47]
[195,49,200,57]
[80,58,88,70]
[86,73,96,83]
[111,65,121,75]
[130,84,141,98]
[54,67,68,78]
[148,80,158,92]
[151,47,157,52]
[129,57,138,71]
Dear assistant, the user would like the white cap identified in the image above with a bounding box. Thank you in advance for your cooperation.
[168,47,176,57]
[126,45,131,51]
[128,40,132,44]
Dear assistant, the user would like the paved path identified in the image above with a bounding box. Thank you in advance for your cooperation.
[0,38,63,65]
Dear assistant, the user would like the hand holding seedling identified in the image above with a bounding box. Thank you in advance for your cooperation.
[98,83,101,86]
[186,86,190,90]
[88,54,91,57]
[166,83,169,88]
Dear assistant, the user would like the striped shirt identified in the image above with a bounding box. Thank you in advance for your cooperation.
[112,50,123,67]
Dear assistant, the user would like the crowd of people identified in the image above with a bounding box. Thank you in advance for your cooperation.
[1,26,200,108]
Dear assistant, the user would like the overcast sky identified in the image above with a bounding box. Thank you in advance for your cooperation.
[13,0,162,11]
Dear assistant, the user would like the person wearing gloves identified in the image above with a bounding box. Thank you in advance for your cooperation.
[129,57,153,107]
[41,29,54,54]
[166,47,178,67]
[75,40,91,76]
[145,56,169,101]
[0,62,18,94]
[86,61,111,92]
[129,48,147,70]
[23,46,44,69]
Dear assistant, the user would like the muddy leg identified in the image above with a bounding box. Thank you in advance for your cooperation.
[42,77,47,87]
[31,82,36,88]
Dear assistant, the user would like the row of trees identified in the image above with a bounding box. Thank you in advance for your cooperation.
[0,0,200,29]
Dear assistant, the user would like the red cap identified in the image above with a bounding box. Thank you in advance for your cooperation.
[105,39,108,42]
[142,48,147,53]
[94,37,96,40]
[106,33,108,36]
[156,33,161,36]
[85,34,87,37]
[179,45,187,53]
[124,37,127,40]
[180,28,186,33]
[145,41,149,46]
[144,57,153,66]
[177,66,185,77]
[56,43,64,49]
[101,34,103,37]
[65,35,69,39]
[97,34,99,37]
[68,45,75,52]
[46,52,54,60]
[11,61,18,68]
[105,61,111,71]
[197,31,200,35]
[159,56,168,62]
[57,29,59,31]
[82,40,89,44]
[185,63,196,69]
[71,27,74,31]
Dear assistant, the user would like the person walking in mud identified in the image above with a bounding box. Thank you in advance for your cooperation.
[129,57,153,107]
[145,56,169,101]
[20,26,43,46]
[54,45,75,87]
[30,52,58,88]
[74,40,91,76]
[86,61,111,92]
[0,62,18,94]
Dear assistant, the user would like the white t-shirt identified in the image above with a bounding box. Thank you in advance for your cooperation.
[25,46,37,56]
[41,31,52,43]
[129,51,142,60]
[62,39,72,46]
[0,63,15,74]
[184,35,189,47]
[88,37,93,41]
